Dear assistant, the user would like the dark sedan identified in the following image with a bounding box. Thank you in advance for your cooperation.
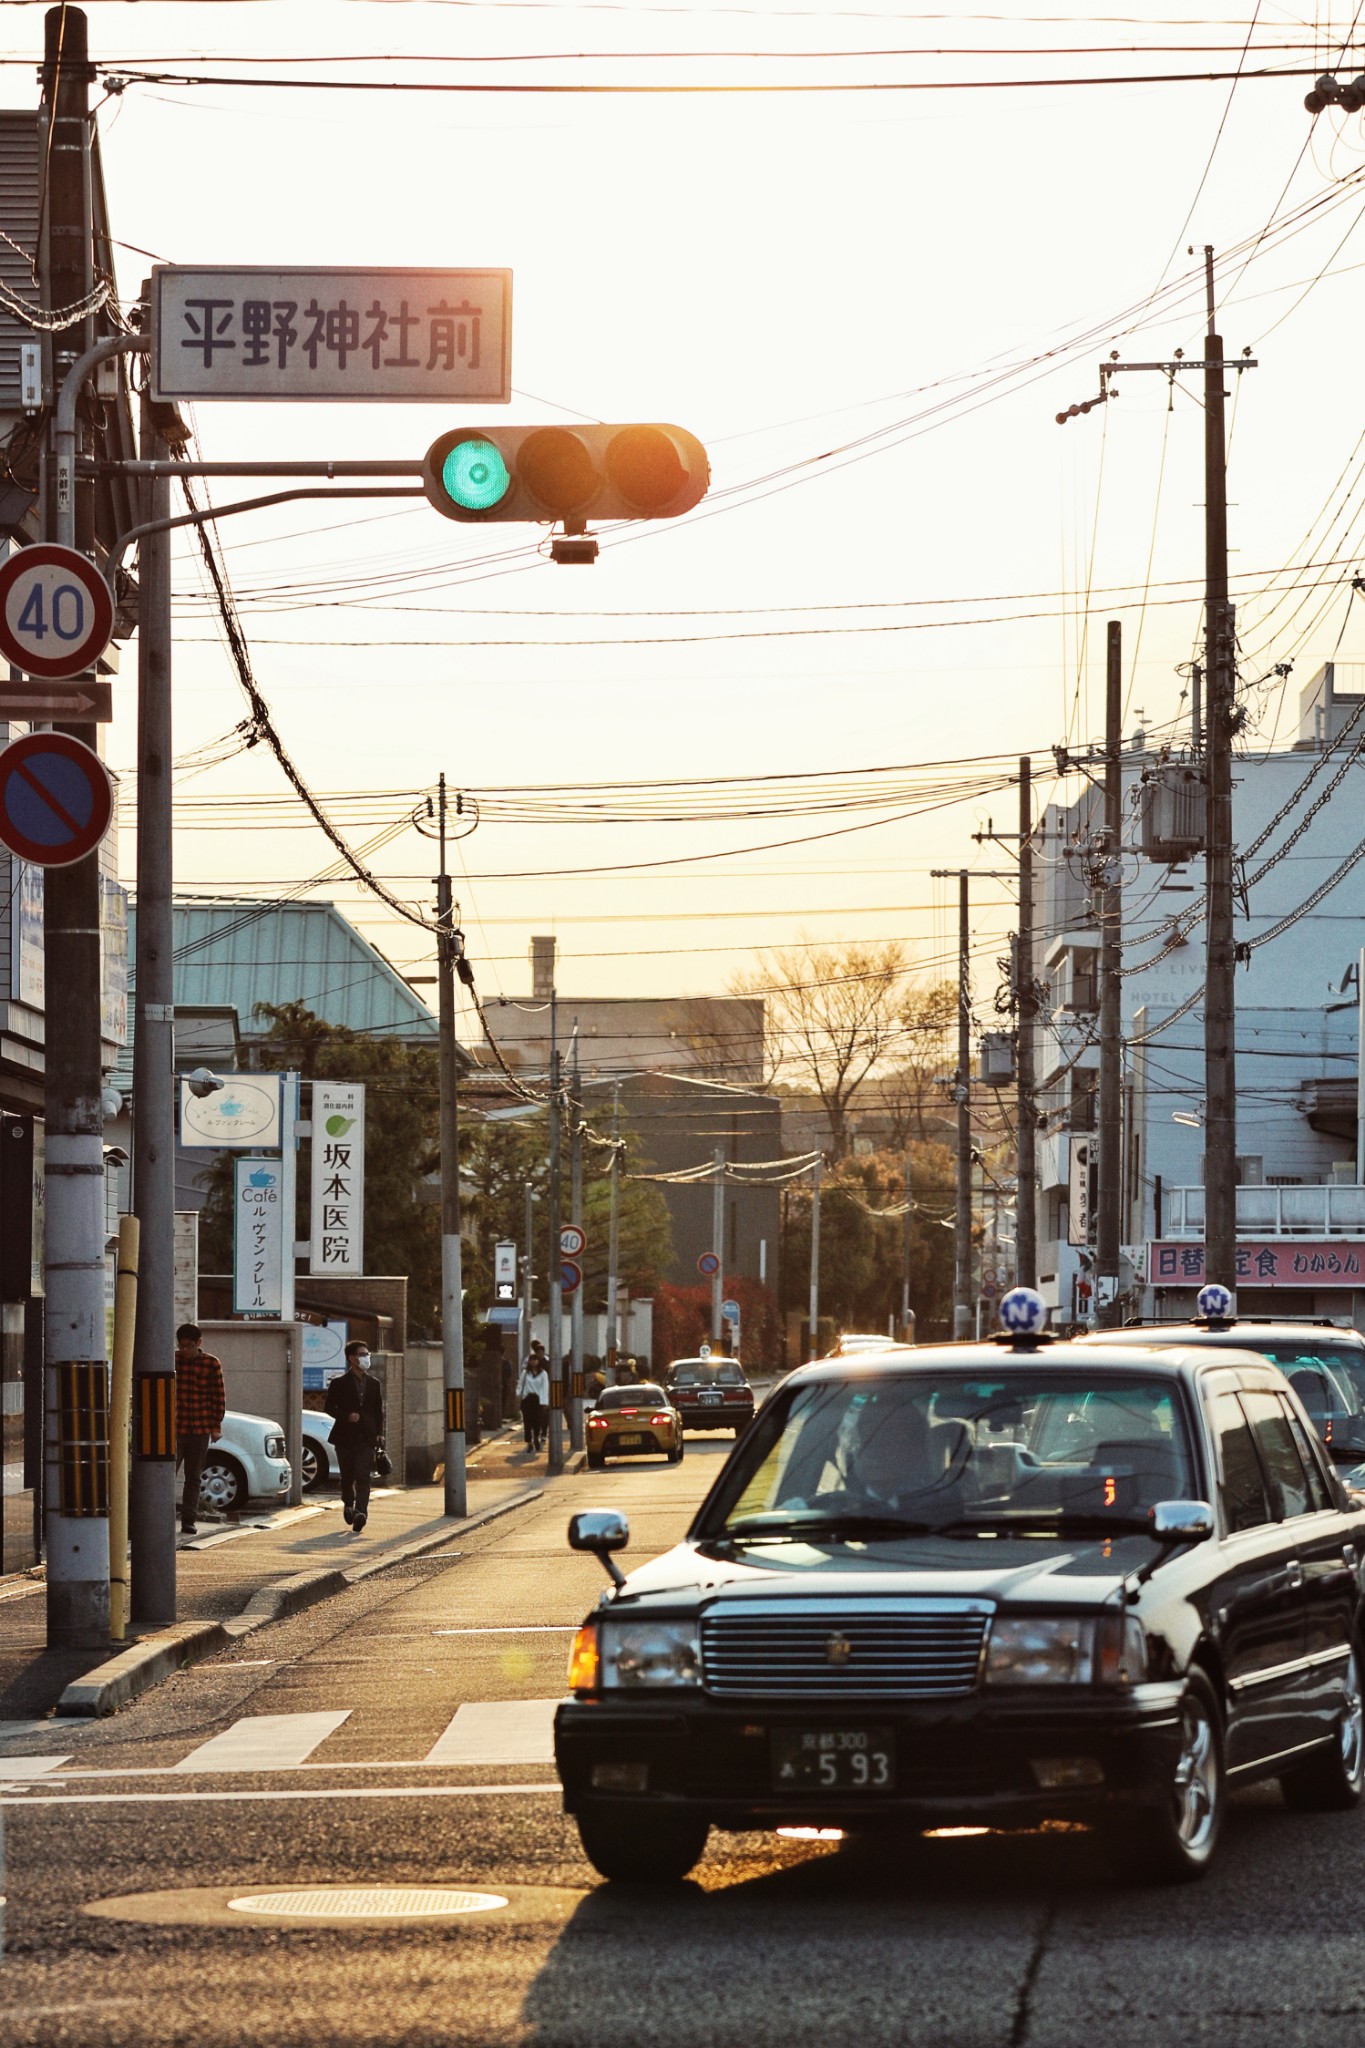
[664,1357,755,1436]
[556,1310,1365,1887]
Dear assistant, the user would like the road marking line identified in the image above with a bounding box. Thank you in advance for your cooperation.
[432,1626,575,1635]
[175,1710,351,1774]
[424,1699,558,1767]
[0,1755,70,1779]
[0,1782,558,1809]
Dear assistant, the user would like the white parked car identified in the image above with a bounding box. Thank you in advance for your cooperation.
[301,1411,339,1491]
[192,1410,291,1515]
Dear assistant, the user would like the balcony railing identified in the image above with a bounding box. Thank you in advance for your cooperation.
[1162,1185,1365,1237]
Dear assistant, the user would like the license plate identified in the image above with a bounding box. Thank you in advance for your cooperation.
[613,1433,645,1448]
[771,1727,896,1793]
[699,1391,723,1405]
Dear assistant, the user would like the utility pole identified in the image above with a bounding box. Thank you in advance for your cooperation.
[808,1157,822,1358]
[42,5,109,1647]
[1096,622,1124,1327]
[437,775,466,1518]
[1015,757,1038,1289]
[547,990,564,1473]
[568,1026,584,1452]
[901,1146,913,1341]
[522,1178,535,1357]
[711,1147,724,1344]
[605,1083,620,1377]
[129,361,177,1626]
[1201,247,1239,1300]
[1057,256,1253,1303]
[955,871,973,1339]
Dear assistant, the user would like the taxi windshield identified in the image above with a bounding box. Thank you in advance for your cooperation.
[700,1371,1197,1539]
[672,1362,745,1387]
[1244,1340,1365,1455]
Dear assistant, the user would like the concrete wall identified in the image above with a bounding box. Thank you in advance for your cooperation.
[405,1342,444,1485]
[199,1319,304,1505]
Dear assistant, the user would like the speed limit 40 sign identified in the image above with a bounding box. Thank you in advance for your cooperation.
[0,544,115,681]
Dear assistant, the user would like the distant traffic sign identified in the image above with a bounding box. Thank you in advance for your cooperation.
[0,732,113,867]
[0,679,112,724]
[0,545,114,681]
[560,1258,583,1296]
[150,267,512,404]
[560,1224,586,1259]
[697,1252,720,1277]
[721,1298,741,1322]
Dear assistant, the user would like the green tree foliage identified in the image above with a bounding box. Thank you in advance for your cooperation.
[197,1001,443,1334]
[200,1007,672,1342]
[780,1145,957,1339]
[458,1106,673,1322]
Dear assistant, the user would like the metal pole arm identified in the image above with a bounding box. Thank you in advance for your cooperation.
[108,485,422,579]
[55,333,145,548]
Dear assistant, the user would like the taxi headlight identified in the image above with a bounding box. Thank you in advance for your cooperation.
[598,1619,701,1689]
[985,1614,1148,1687]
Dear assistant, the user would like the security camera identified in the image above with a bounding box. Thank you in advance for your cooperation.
[184,1067,224,1099]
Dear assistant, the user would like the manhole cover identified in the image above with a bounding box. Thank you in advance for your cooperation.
[228,1886,507,1921]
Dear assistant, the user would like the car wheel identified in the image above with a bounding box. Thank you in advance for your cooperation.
[301,1440,328,1491]
[199,1455,248,1515]
[668,1439,683,1464]
[1282,1639,1365,1811]
[586,1450,605,1471]
[1107,1669,1223,1883]
[576,1806,709,1885]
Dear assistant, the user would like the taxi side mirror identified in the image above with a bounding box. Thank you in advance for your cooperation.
[1149,1500,1215,1543]
[569,1510,630,1587]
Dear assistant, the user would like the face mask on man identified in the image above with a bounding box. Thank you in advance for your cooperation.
[354,1351,370,1368]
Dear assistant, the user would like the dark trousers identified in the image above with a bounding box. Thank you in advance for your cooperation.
[177,1433,210,1527]
[522,1393,544,1450]
[338,1441,373,1522]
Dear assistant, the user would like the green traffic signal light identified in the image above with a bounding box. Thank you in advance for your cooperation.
[439,436,512,513]
[422,424,709,533]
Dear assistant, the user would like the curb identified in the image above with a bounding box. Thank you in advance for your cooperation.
[55,1482,547,1719]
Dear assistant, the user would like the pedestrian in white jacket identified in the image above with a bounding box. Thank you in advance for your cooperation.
[517,1341,550,1452]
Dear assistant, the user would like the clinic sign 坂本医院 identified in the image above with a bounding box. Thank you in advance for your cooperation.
[150,267,512,405]
[310,1081,365,1277]
[1148,1241,1365,1287]
[234,1158,285,1319]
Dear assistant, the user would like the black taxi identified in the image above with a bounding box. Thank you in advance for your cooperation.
[554,1291,1365,1887]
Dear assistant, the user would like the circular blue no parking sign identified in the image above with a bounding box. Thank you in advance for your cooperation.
[0,731,113,866]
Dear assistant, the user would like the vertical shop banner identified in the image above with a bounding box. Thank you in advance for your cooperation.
[310,1082,365,1276]
[233,1157,285,1318]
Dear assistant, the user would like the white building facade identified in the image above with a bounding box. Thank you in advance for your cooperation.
[1035,663,1365,1330]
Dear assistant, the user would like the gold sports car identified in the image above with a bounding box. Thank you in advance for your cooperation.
[585,1384,684,1469]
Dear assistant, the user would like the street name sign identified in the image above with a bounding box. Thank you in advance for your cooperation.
[0,544,114,681]
[0,731,112,867]
[151,266,512,404]
[0,679,112,723]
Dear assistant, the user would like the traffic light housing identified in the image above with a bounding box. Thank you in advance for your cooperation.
[422,424,709,529]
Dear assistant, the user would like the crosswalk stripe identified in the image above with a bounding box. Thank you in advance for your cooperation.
[0,1754,70,1779]
[422,1699,558,1767]
[175,1710,351,1774]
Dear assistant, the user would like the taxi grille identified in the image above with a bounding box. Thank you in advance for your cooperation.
[700,1600,990,1699]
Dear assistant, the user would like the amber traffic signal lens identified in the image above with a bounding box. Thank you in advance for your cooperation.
[518,428,598,516]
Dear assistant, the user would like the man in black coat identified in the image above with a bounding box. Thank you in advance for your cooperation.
[324,1340,385,1533]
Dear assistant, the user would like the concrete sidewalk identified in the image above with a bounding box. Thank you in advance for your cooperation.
[0,1469,545,1724]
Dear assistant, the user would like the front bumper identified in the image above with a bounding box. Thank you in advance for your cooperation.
[555,1685,1185,1831]
[259,1457,291,1497]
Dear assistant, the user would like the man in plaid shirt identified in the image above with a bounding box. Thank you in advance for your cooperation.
[175,1322,226,1535]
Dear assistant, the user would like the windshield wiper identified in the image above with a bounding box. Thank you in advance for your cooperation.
[950,1511,1156,1536]
[722,1511,959,1542]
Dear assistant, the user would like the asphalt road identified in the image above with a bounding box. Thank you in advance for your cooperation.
[2,1436,1365,2047]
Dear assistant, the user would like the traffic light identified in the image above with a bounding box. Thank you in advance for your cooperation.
[422,424,709,528]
